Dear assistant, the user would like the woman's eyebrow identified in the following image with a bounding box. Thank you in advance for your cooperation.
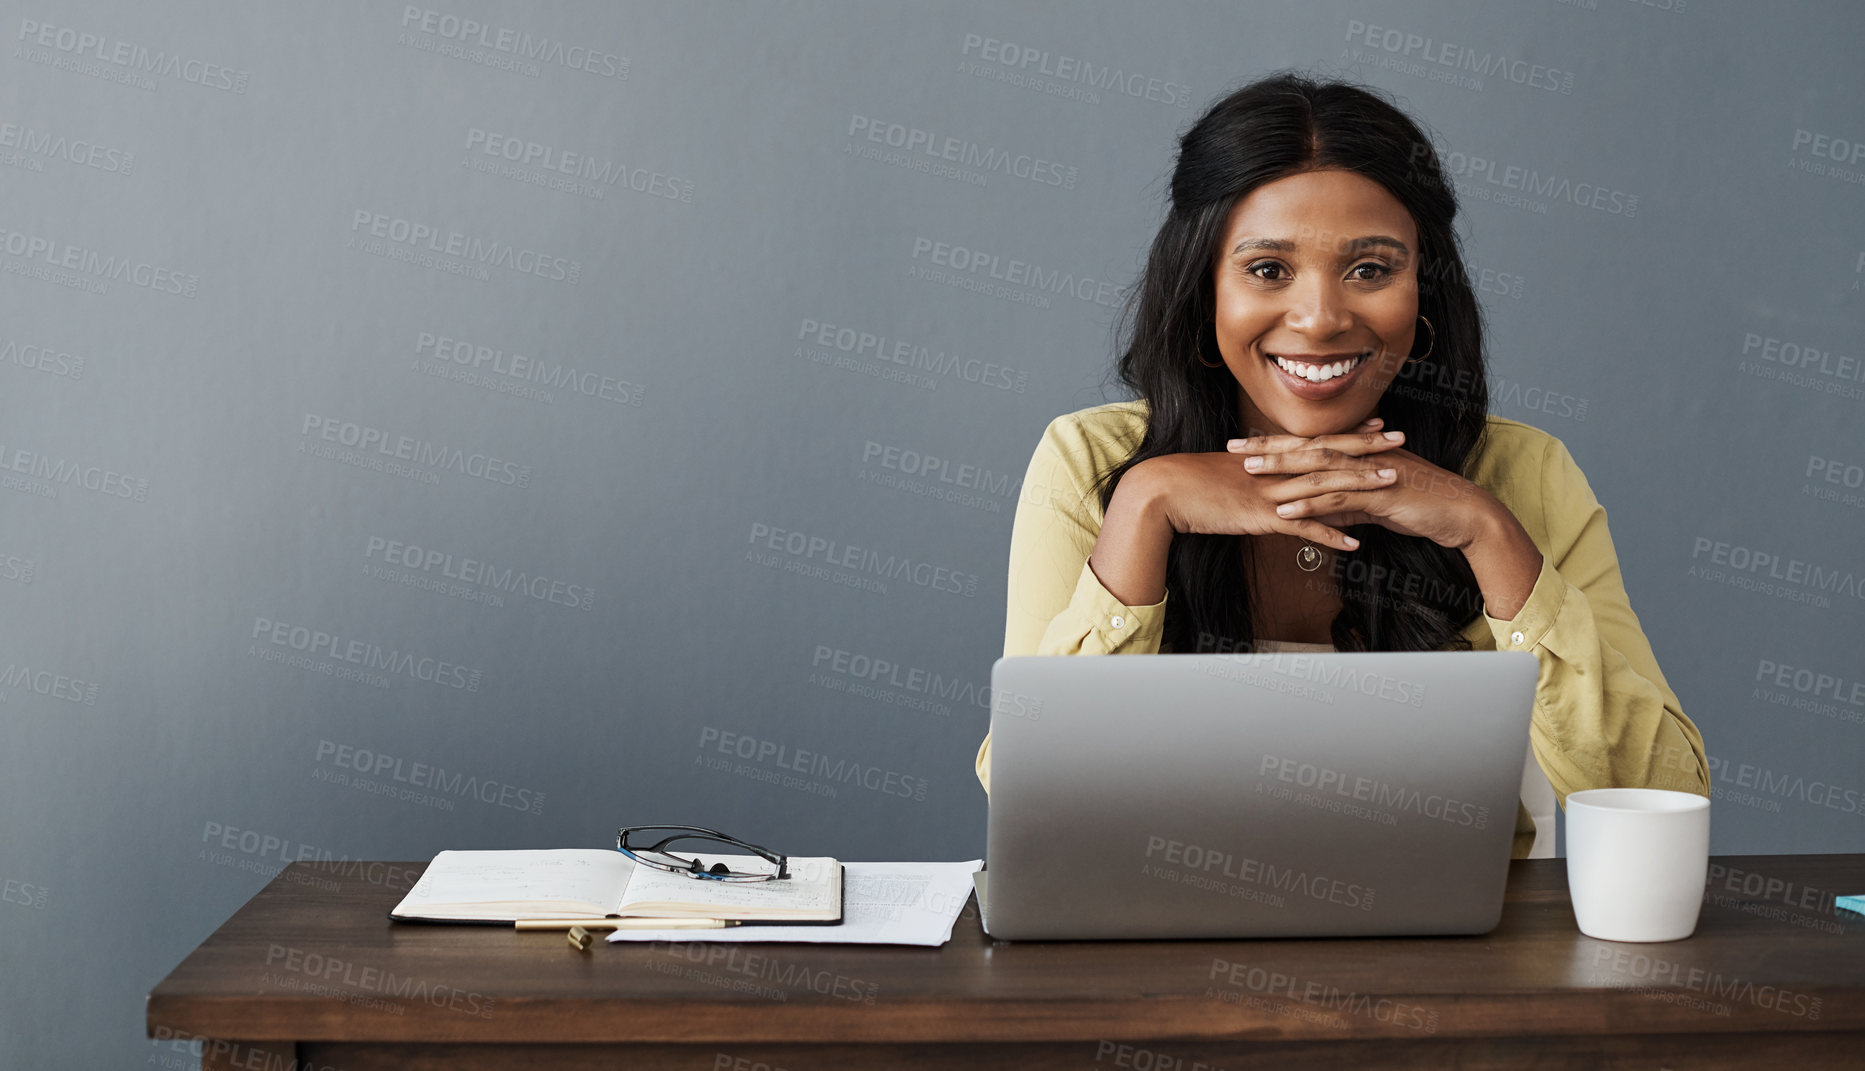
[1229,235,1411,256]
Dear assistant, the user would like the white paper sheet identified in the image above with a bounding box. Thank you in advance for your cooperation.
[606,860,983,947]
[394,849,634,917]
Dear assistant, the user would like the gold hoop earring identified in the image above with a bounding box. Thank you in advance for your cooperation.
[1404,315,1435,364]
[1195,328,1224,369]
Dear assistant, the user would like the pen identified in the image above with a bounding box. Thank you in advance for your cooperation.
[515,918,744,931]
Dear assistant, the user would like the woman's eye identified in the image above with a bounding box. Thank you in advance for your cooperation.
[1246,262,1390,282]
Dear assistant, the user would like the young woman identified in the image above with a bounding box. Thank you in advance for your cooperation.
[974,72,1709,857]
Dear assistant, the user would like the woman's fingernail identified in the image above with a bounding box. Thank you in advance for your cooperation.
[1383,431,1404,441]
[1275,503,1295,516]
[1226,439,1243,451]
[1377,468,1396,478]
[1244,456,1263,471]
[1362,417,1382,426]
[1343,536,1360,549]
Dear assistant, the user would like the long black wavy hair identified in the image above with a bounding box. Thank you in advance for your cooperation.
[1089,70,1491,654]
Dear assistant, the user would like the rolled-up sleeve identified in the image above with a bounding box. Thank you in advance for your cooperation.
[976,418,1166,794]
[1483,436,1711,804]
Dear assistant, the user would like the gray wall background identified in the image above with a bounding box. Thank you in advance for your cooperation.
[2,1,1862,1066]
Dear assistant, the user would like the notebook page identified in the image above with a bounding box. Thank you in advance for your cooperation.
[397,849,635,914]
[618,853,839,915]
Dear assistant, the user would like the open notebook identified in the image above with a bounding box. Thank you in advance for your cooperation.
[389,849,844,924]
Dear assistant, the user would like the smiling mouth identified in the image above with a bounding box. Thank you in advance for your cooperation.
[1265,351,1372,384]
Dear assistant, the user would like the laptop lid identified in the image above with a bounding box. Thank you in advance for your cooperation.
[983,651,1537,940]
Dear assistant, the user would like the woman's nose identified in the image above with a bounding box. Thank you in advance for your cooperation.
[1282,278,1354,335]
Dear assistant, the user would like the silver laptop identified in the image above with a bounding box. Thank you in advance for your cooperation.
[978,650,1538,940]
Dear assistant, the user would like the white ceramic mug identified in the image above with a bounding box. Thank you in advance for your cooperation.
[1565,788,1710,942]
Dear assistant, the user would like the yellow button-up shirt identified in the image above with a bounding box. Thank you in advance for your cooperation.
[975,400,1711,857]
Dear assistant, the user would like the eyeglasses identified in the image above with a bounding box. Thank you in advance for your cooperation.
[616,824,790,882]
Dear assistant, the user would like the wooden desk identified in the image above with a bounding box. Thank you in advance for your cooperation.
[148,854,1864,1070]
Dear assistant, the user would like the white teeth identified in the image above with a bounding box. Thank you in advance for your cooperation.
[1271,352,1367,383]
